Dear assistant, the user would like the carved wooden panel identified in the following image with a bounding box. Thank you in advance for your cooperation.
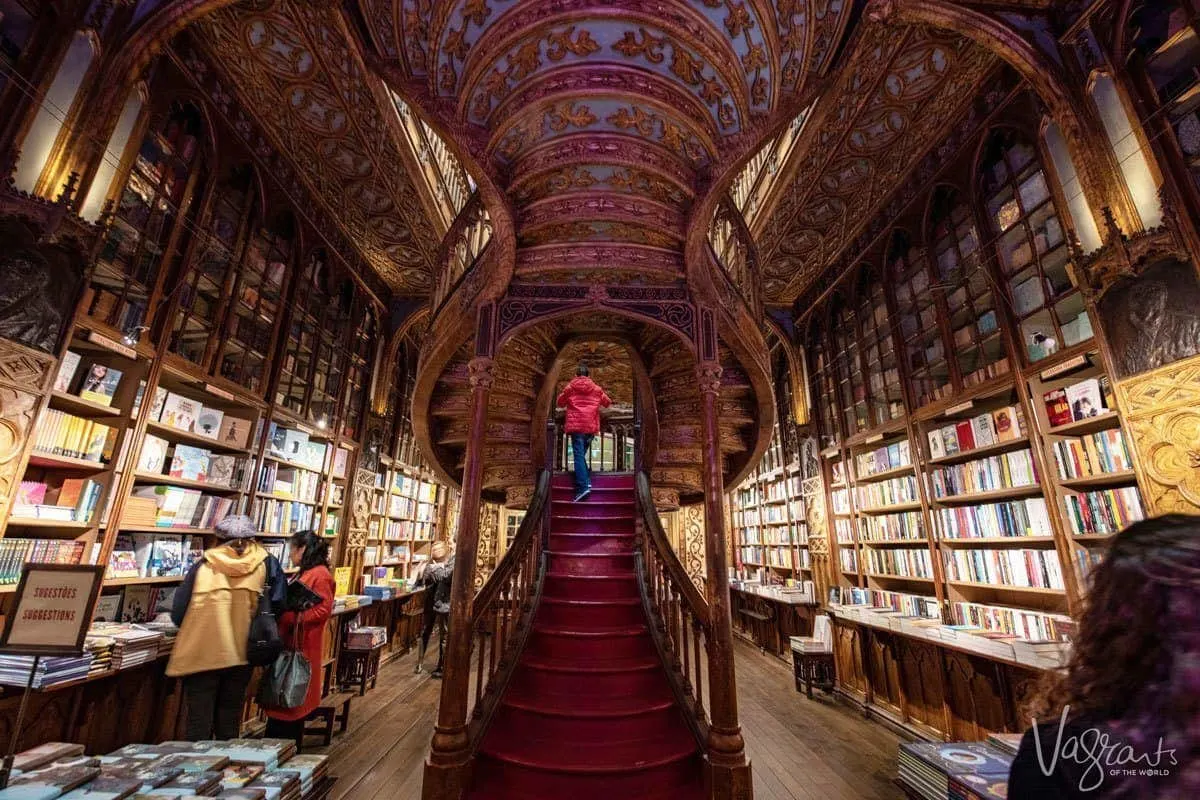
[475,502,500,589]
[943,651,1010,741]
[1116,350,1200,514]
[864,630,904,719]
[0,219,83,354]
[348,466,376,548]
[1098,258,1200,380]
[831,618,867,700]
[678,503,706,593]
[0,342,47,525]
[896,636,949,739]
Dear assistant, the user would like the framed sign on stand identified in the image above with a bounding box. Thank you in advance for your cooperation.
[0,564,104,788]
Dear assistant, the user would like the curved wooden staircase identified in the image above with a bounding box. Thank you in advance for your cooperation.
[468,472,705,799]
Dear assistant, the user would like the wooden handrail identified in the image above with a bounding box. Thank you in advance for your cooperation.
[635,472,710,623]
[463,468,552,754]
[634,470,711,751]
[471,469,550,626]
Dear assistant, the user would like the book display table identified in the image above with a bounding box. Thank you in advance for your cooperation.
[730,585,818,659]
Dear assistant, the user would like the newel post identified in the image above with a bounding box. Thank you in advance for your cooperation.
[423,346,494,798]
[696,358,753,799]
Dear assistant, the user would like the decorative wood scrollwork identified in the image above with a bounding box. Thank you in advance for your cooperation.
[1116,351,1200,514]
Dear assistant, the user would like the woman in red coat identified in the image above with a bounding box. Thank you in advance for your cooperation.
[264,529,335,746]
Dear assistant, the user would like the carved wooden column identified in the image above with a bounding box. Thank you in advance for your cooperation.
[696,360,753,799]
[423,354,493,800]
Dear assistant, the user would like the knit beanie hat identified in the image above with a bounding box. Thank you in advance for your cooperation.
[215,514,258,540]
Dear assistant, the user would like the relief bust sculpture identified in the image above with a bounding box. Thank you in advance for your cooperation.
[1099,259,1200,379]
[0,220,77,355]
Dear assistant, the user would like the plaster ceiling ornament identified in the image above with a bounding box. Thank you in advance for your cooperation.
[195,0,441,292]
[350,0,856,282]
[756,23,997,303]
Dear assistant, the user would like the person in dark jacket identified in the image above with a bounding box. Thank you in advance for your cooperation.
[263,529,335,747]
[1009,515,1200,799]
[169,514,286,740]
[413,541,453,678]
[555,363,612,502]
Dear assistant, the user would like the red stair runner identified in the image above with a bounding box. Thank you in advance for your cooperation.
[468,473,705,799]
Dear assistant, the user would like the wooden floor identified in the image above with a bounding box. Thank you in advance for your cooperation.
[313,640,905,799]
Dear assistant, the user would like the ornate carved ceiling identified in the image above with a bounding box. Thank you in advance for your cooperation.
[754,23,997,302]
[354,0,855,280]
[188,0,997,302]
[194,0,442,292]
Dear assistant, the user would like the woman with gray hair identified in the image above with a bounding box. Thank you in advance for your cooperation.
[168,514,286,740]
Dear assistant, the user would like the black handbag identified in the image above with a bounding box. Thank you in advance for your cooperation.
[247,588,282,667]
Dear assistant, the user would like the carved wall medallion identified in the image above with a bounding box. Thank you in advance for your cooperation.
[0,219,83,355]
[1097,258,1200,380]
[0,385,38,524]
[1116,351,1200,514]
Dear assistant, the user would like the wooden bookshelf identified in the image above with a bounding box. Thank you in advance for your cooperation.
[730,421,809,582]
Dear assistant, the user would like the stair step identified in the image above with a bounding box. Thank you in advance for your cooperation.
[474,736,700,799]
[551,516,636,535]
[544,573,639,600]
[547,532,635,555]
[548,551,635,575]
[537,597,644,628]
[513,654,665,696]
[489,699,681,745]
[527,625,655,661]
[551,485,633,501]
[551,473,635,490]
[551,498,634,510]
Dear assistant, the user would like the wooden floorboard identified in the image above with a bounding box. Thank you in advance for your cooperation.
[312,640,905,799]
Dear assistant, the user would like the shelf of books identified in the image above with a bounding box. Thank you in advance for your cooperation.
[365,462,442,583]
[730,423,808,584]
[815,345,1149,676]
[1026,348,1146,588]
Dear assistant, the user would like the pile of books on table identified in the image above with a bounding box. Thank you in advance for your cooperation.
[345,626,387,650]
[0,654,94,689]
[0,737,328,799]
[898,740,1014,800]
[87,623,164,671]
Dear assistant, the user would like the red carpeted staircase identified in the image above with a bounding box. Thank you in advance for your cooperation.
[469,473,705,799]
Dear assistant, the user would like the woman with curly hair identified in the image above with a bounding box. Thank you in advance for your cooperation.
[1009,514,1198,798]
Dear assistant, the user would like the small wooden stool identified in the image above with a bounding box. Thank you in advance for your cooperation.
[339,643,384,696]
[305,692,353,746]
[792,649,836,699]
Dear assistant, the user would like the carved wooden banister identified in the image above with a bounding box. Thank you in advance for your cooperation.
[464,468,552,751]
[432,191,492,316]
[707,195,762,322]
[634,470,711,749]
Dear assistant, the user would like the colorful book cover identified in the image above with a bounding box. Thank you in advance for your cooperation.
[992,406,1019,441]
[941,426,960,456]
[106,546,139,580]
[120,586,154,622]
[970,413,997,447]
[54,352,81,394]
[899,742,1014,775]
[92,593,122,622]
[169,445,210,482]
[137,435,169,474]
[1042,388,1073,427]
[149,387,169,421]
[149,537,184,577]
[334,567,352,597]
[954,420,976,451]
[927,429,947,460]
[76,363,123,407]
[218,415,251,449]
[159,393,199,432]
[1065,378,1103,422]
[282,429,310,461]
[194,406,225,440]
[15,481,47,508]
[208,455,237,488]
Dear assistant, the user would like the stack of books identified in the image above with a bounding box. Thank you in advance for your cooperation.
[897,741,1013,800]
[346,626,387,650]
[0,654,94,688]
[87,623,163,670]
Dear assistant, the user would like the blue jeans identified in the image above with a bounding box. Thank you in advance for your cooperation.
[571,433,593,494]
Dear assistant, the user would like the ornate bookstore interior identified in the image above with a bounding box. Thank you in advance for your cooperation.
[0,0,1198,798]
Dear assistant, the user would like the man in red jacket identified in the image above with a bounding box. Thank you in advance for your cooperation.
[556,364,612,501]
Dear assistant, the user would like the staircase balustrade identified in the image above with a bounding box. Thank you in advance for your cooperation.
[432,192,492,316]
[463,429,554,752]
[633,470,713,750]
[554,410,636,473]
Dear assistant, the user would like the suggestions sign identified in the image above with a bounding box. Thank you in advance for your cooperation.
[0,565,103,655]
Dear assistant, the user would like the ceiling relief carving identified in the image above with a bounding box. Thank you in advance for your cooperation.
[349,0,857,280]
[756,23,997,302]
[195,0,440,291]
